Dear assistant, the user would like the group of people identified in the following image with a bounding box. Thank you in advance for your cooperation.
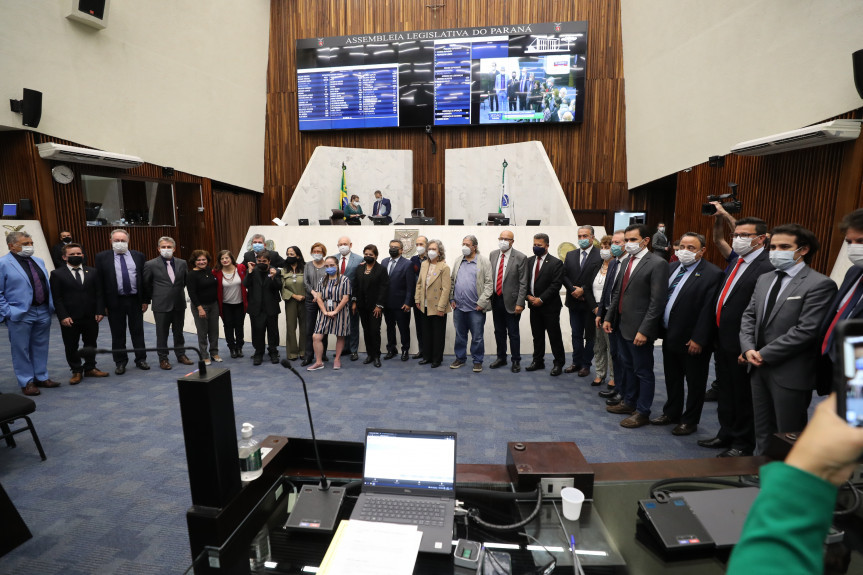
[482,63,575,122]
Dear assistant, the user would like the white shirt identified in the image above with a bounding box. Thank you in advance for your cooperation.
[762,260,805,312]
[495,250,509,287]
[624,246,648,275]
[67,263,84,284]
[722,247,765,297]
[664,261,697,327]
[530,254,544,296]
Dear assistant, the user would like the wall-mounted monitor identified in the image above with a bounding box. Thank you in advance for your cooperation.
[296,21,587,131]
[2,203,17,218]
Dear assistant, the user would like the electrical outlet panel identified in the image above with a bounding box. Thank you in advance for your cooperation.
[540,477,574,498]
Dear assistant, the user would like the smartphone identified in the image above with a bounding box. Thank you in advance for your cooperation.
[836,320,863,427]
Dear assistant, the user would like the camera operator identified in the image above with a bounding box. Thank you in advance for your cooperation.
[711,201,737,261]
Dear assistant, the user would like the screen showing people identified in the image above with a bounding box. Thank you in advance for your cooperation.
[844,335,863,427]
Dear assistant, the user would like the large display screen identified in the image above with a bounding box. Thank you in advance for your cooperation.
[296,21,587,131]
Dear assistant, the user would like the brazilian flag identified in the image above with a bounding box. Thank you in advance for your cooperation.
[339,164,348,210]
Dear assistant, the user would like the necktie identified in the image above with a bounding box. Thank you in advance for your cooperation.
[667,265,688,303]
[496,254,505,296]
[533,256,542,288]
[375,201,380,216]
[580,250,587,269]
[822,280,863,354]
[73,267,82,285]
[27,260,46,305]
[166,260,175,283]
[716,257,744,326]
[341,256,347,275]
[388,259,396,275]
[758,271,787,347]
[618,256,636,313]
[120,254,132,295]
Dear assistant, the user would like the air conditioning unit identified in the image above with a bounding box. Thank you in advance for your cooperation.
[36,142,143,169]
[730,120,861,156]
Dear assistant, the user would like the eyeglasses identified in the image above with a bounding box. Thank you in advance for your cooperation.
[731,233,760,239]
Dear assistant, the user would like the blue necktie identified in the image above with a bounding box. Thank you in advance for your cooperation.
[580,250,587,269]
[120,255,132,295]
[667,265,687,302]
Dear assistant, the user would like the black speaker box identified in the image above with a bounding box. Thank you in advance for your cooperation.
[8,89,42,128]
[18,199,33,215]
[853,49,863,100]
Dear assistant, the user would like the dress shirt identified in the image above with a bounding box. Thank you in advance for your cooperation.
[453,257,479,312]
[114,251,138,295]
[67,263,84,284]
[387,256,401,275]
[762,260,805,311]
[722,247,765,297]
[530,254,544,296]
[12,252,48,305]
[495,250,510,287]
[663,262,696,328]
[626,247,648,274]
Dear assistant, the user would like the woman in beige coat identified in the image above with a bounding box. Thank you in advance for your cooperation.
[415,239,452,367]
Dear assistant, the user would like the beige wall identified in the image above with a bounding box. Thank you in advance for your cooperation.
[0,0,269,191]
[621,0,863,188]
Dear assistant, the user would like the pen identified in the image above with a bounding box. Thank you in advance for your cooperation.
[569,535,586,575]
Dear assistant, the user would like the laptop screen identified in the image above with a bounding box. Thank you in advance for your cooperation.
[363,429,456,495]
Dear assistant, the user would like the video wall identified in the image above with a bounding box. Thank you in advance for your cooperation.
[295,21,588,131]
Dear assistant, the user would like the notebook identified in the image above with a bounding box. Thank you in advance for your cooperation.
[350,428,457,554]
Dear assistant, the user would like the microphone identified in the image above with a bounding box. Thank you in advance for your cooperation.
[79,346,208,376]
[280,359,329,491]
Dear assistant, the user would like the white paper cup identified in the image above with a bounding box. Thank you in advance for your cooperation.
[561,487,585,521]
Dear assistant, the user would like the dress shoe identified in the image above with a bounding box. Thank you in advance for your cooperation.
[412,352,423,359]
[350,353,359,361]
[473,362,483,373]
[70,372,83,385]
[606,402,635,414]
[230,349,238,359]
[598,388,617,398]
[35,379,60,388]
[418,359,430,365]
[115,363,127,375]
[577,367,591,377]
[177,355,194,365]
[672,423,698,436]
[135,361,150,370]
[431,362,441,368]
[85,368,109,377]
[704,387,719,402]
[717,448,752,458]
[270,355,280,364]
[605,393,623,406]
[525,361,545,372]
[384,351,397,360]
[649,414,674,426]
[697,437,732,449]
[401,351,409,361]
[159,359,172,370]
[236,349,244,358]
[301,357,313,366]
[22,382,40,396]
[564,364,578,374]
[620,413,650,428]
[374,358,382,367]
[511,361,521,373]
[489,358,507,369]
[550,365,563,377]
[591,377,605,387]
[450,358,466,369]
[253,356,263,366]
[363,356,374,364]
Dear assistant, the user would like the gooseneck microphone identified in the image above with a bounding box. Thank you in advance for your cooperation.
[281,359,329,491]
[79,346,208,376]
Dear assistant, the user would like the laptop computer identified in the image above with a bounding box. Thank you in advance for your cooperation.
[350,429,457,554]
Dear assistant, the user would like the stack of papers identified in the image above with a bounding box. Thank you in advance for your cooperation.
[317,520,423,575]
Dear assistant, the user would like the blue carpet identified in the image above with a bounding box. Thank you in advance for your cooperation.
[0,320,759,573]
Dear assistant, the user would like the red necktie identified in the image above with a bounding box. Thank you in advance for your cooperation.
[534,256,542,285]
[617,256,636,313]
[496,254,505,296]
[341,256,346,275]
[716,257,744,327]
[822,281,862,354]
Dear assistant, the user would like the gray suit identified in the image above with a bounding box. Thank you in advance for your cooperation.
[605,251,668,342]
[740,264,837,454]
[489,248,529,363]
[143,256,188,361]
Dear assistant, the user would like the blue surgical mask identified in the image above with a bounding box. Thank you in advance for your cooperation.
[610,244,624,258]
[325,266,337,275]
[533,245,546,257]
[252,242,265,253]
[769,249,801,271]
[578,239,591,250]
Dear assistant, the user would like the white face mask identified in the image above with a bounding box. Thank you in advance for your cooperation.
[499,240,511,252]
[599,248,612,261]
[676,250,697,266]
[160,248,173,259]
[847,244,863,268]
[353,201,360,206]
[113,241,129,254]
[732,236,757,257]
[769,249,800,271]
[312,253,323,262]
[624,241,642,255]
[427,249,439,261]
[18,245,35,258]
[658,227,665,233]
[338,245,351,256]
[415,245,426,256]
[461,245,472,256]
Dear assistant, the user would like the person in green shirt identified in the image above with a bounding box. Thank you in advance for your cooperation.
[343,194,363,225]
[727,394,863,575]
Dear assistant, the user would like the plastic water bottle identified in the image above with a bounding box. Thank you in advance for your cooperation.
[238,422,263,482]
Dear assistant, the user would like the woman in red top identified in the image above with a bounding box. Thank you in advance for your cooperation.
[214,250,248,358]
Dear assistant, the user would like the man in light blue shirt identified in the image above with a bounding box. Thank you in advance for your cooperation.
[450,235,493,372]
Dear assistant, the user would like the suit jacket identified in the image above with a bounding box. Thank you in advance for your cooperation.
[380,256,415,309]
[506,78,518,98]
[94,249,146,310]
[526,253,563,312]
[143,256,188,312]
[242,250,285,269]
[243,266,283,316]
[815,266,863,394]
[354,262,389,311]
[740,264,837,390]
[595,258,621,320]
[337,252,364,298]
[563,247,602,310]
[373,198,392,218]
[662,259,724,348]
[51,243,87,269]
[50,264,104,321]
[714,249,774,354]
[0,252,55,322]
[415,260,452,315]
[450,253,493,311]
[605,250,669,341]
[488,248,528,314]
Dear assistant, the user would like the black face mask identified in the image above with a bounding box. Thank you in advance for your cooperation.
[61,237,72,244]
[388,248,400,258]
[284,256,298,265]
[67,255,83,266]
[363,255,376,265]
[257,263,269,272]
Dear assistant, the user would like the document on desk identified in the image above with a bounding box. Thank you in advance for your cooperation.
[318,520,422,575]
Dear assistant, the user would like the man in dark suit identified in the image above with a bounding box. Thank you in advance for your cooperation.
[143,236,192,370]
[596,230,625,402]
[651,233,723,436]
[526,233,565,376]
[244,250,283,365]
[518,70,531,111]
[740,224,836,455]
[372,190,392,224]
[49,242,109,384]
[603,224,669,428]
[818,209,863,394]
[488,230,529,373]
[50,230,86,269]
[242,234,285,269]
[563,225,603,377]
[94,228,150,374]
[410,235,429,359]
[336,236,364,361]
[506,71,518,111]
[698,217,774,456]
[381,238,415,360]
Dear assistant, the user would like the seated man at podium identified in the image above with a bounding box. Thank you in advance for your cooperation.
[372,190,392,224]
[343,195,363,225]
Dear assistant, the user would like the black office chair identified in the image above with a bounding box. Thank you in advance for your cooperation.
[0,393,46,461]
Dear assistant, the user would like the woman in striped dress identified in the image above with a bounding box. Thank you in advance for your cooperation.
[308,255,351,371]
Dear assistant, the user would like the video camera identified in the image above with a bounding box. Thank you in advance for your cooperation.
[702,182,742,216]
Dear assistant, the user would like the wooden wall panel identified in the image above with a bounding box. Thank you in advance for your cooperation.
[264,0,628,224]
